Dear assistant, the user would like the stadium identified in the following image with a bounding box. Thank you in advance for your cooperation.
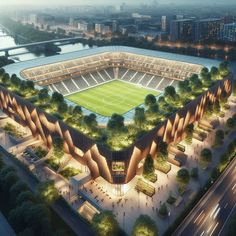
[2,46,232,185]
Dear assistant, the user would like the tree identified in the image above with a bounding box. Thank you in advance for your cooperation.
[0,154,4,170]
[52,136,64,160]
[178,80,191,94]
[226,118,236,130]
[219,61,230,76]
[211,167,220,181]
[145,94,156,107]
[158,203,168,217]
[200,148,212,164]
[232,80,236,96]
[25,81,34,91]
[16,191,35,206]
[38,88,50,103]
[57,102,68,115]
[10,181,28,203]
[73,105,82,116]
[107,114,124,132]
[51,92,64,105]
[134,107,146,128]
[176,168,190,185]
[132,214,158,236]
[149,103,159,114]
[143,154,154,176]
[0,68,5,76]
[164,86,177,101]
[210,66,219,80]
[189,74,202,91]
[191,167,198,179]
[157,140,168,161]
[0,166,16,178]
[185,124,194,144]
[200,67,209,78]
[201,72,212,87]
[92,211,119,236]
[36,180,59,205]
[205,101,213,117]
[157,96,166,107]
[214,129,224,146]
[83,113,97,132]
[2,73,10,84]
[213,100,221,114]
[10,74,21,88]
[220,90,229,105]
[220,153,229,165]
[1,171,19,191]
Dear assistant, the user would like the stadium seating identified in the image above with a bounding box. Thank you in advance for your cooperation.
[21,51,203,96]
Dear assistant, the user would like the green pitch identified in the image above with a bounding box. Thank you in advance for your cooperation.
[66,80,159,117]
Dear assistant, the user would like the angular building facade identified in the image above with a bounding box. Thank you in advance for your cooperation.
[2,46,232,185]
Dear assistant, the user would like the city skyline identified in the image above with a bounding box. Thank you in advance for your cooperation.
[1,0,236,6]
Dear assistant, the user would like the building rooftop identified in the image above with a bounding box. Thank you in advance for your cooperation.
[196,18,221,22]
[4,46,221,78]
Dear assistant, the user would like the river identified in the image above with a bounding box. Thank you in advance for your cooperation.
[0,27,235,78]
[0,28,93,62]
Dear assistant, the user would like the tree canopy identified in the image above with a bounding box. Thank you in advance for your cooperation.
[107,114,125,132]
[143,154,154,176]
[132,214,158,236]
[134,107,146,128]
[200,148,212,163]
[145,94,156,107]
[36,180,59,205]
[176,168,190,185]
[92,211,119,236]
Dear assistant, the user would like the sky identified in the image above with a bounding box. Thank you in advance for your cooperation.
[0,0,235,5]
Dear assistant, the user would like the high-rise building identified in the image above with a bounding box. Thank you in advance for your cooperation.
[161,16,167,32]
[194,18,222,42]
[78,21,89,32]
[112,20,118,33]
[120,3,126,12]
[29,14,38,25]
[95,23,104,34]
[69,17,74,26]
[221,23,236,42]
[170,19,194,42]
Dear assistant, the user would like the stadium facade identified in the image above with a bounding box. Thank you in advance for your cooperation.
[2,46,232,185]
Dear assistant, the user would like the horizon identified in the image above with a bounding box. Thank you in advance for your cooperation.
[1,0,236,6]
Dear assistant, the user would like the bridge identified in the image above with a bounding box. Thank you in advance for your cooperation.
[0,37,83,57]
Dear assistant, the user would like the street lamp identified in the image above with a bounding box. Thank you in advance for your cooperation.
[123,212,125,230]
[138,190,140,208]
[168,211,171,227]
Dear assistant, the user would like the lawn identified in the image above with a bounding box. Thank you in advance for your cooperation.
[66,80,158,117]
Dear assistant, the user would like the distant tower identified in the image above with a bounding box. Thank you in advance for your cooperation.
[69,17,74,26]
[161,16,167,32]
[120,3,126,12]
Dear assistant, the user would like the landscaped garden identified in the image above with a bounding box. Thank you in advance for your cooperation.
[0,61,231,151]
[3,122,25,139]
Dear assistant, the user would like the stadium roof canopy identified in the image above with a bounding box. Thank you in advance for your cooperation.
[4,46,221,78]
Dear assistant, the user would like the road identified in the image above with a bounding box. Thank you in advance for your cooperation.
[174,158,236,236]
[0,147,94,236]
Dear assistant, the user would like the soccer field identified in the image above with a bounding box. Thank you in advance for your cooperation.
[66,80,159,117]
